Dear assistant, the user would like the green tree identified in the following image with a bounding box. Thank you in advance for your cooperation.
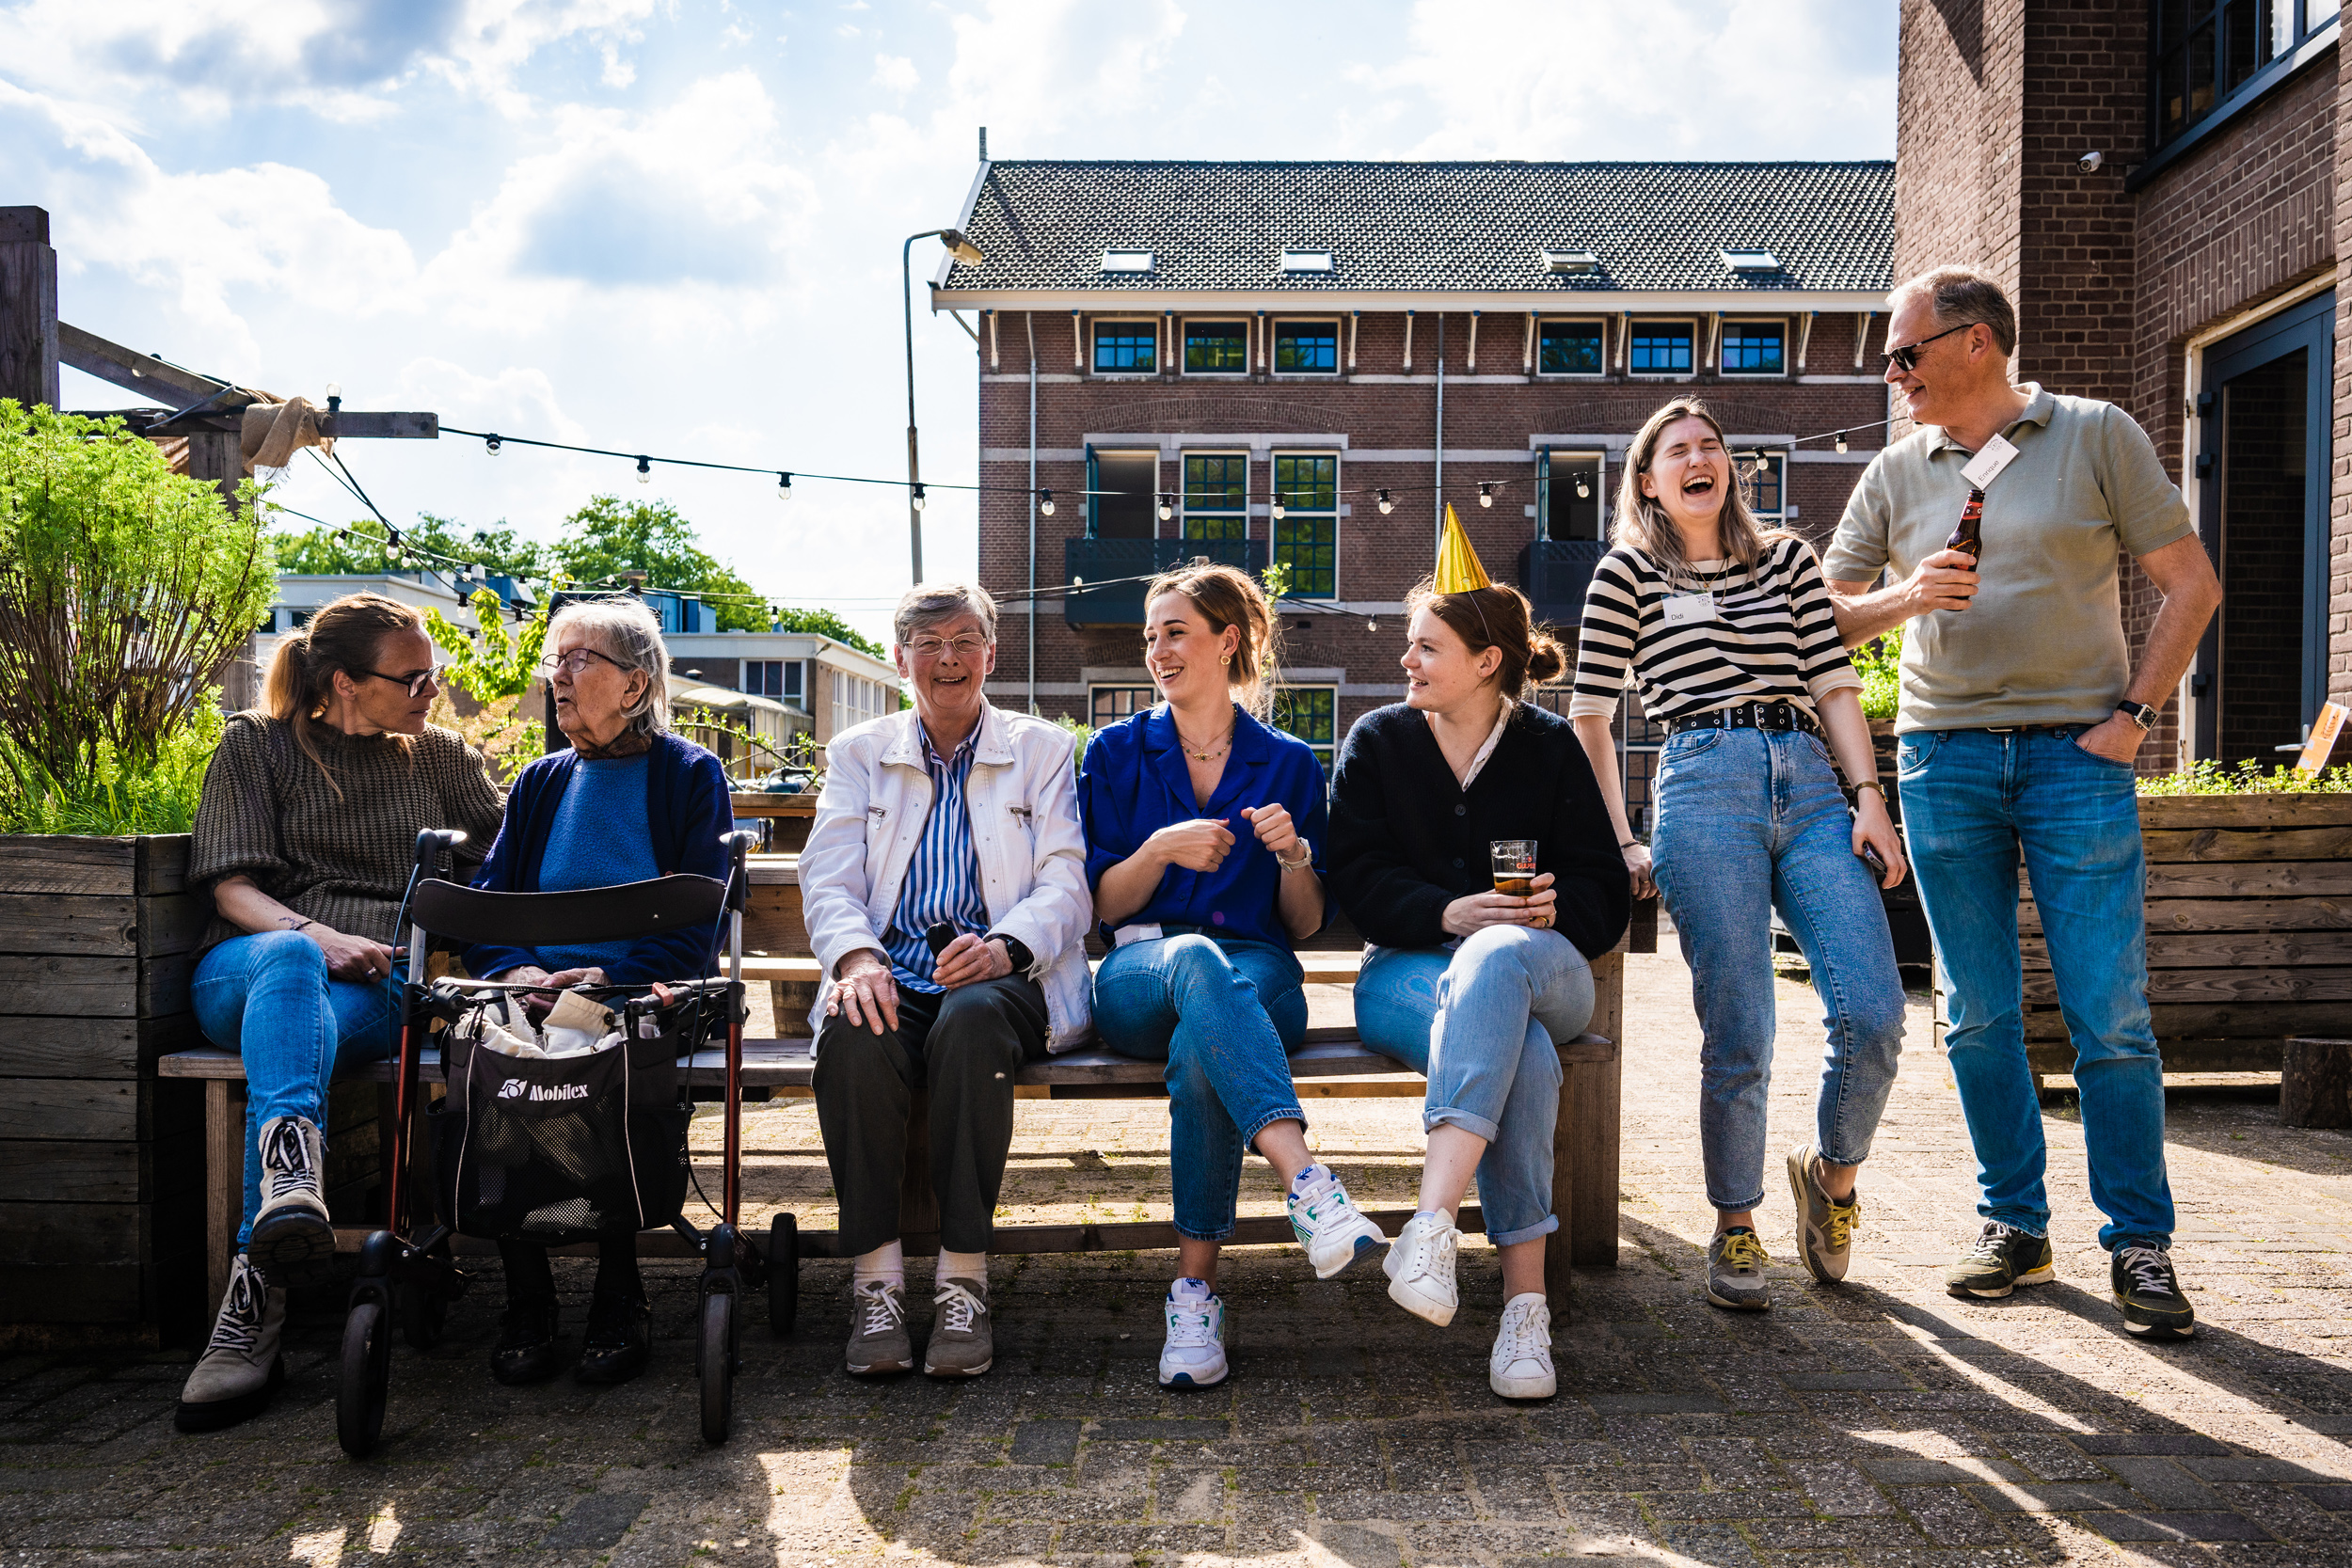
[771,607,884,659]
[556,495,770,631]
[273,513,548,579]
[423,587,548,781]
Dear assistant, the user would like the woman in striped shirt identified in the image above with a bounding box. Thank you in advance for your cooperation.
[1570,396,1907,1313]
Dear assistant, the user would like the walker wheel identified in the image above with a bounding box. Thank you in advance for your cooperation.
[698,1291,735,1445]
[336,1298,391,1459]
[768,1213,799,1337]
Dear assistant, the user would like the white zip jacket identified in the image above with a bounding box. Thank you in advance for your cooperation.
[801,703,1094,1052]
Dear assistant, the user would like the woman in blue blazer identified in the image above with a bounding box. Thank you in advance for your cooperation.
[1080,563,1387,1391]
[463,599,733,1390]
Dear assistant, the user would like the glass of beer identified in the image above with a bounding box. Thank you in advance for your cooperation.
[1490,839,1538,895]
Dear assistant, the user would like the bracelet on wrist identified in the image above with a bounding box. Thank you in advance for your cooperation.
[1618,839,1640,850]
[1853,782,1886,799]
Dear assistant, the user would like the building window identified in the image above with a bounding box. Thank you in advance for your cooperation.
[1184,320,1248,373]
[831,669,893,735]
[1720,321,1786,375]
[1273,454,1339,597]
[1089,449,1159,539]
[1630,324,1694,375]
[1541,451,1606,542]
[744,659,804,705]
[1273,321,1340,374]
[1183,453,1248,544]
[1273,686,1338,779]
[2153,0,2335,150]
[1740,451,1788,522]
[1090,686,1158,728]
[1092,321,1157,373]
[1537,320,1606,375]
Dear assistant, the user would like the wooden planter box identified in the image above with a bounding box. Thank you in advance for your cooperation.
[0,835,207,1349]
[1932,793,2352,1084]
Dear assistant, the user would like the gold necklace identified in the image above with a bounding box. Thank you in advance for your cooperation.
[1176,717,1235,762]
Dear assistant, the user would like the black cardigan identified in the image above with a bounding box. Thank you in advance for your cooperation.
[1327,702,1630,959]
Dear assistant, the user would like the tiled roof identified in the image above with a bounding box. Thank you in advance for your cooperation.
[942,161,1892,295]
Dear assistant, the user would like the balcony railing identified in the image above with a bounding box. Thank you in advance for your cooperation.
[1062,537,1270,626]
[1518,540,1610,627]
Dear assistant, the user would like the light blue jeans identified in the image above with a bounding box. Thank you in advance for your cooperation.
[1651,726,1907,1213]
[1897,725,2172,1251]
[1355,926,1595,1245]
[191,931,400,1248]
[1093,930,1308,1241]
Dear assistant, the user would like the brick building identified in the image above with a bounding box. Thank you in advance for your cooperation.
[1895,0,2343,766]
[931,159,1894,817]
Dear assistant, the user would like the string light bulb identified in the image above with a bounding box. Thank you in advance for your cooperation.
[1271,495,1287,522]
[1835,431,1849,454]
[1376,488,1393,515]
[485,435,501,455]
[1575,474,1591,499]
[776,471,792,501]
[1038,488,1055,516]
[1156,494,1174,523]
[1478,482,1494,508]
[912,483,928,512]
[635,455,651,484]
[325,382,342,413]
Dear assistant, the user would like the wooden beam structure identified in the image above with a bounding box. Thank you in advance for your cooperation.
[0,207,59,411]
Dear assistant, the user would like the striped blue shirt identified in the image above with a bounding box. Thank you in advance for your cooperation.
[882,723,990,993]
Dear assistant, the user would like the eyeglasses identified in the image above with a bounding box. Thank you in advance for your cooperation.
[361,665,446,698]
[1883,322,1975,374]
[539,648,626,678]
[904,634,990,660]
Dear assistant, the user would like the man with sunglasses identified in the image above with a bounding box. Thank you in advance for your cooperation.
[1823,266,2220,1341]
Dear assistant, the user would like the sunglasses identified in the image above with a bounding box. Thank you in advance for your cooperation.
[1883,322,1974,374]
[361,665,446,698]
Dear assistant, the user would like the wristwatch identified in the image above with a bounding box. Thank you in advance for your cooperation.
[2116,701,2158,732]
[986,932,1035,974]
[1275,838,1314,874]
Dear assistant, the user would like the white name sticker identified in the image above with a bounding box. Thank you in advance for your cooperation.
[1661,593,1717,626]
[1962,433,2021,489]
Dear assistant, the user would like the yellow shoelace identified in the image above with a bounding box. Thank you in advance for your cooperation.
[1823,1196,1860,1250]
[1717,1230,1769,1272]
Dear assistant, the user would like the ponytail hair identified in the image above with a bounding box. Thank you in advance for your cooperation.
[1404,578,1566,701]
[1143,562,1280,721]
[262,592,424,793]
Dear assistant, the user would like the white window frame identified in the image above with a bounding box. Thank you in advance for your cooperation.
[1739,449,1790,523]
[1543,449,1609,543]
[1089,316,1162,377]
[1272,683,1341,780]
[1179,451,1252,546]
[1628,317,1700,379]
[1179,316,1251,377]
[1534,316,1611,380]
[1719,317,1791,378]
[1269,317,1343,378]
[1270,450,1342,599]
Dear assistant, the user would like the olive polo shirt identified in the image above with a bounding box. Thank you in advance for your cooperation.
[1822,382,2194,733]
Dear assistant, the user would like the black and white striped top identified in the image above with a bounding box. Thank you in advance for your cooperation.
[1567,536,1860,722]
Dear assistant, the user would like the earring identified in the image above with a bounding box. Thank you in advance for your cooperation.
[1221,654,1232,666]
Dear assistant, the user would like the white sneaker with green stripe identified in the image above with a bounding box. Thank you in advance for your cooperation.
[1285,1164,1388,1279]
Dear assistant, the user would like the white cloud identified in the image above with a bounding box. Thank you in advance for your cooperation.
[872,54,920,93]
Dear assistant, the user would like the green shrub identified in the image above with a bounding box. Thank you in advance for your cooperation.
[0,700,224,834]
[2138,759,2352,795]
[1851,626,1901,722]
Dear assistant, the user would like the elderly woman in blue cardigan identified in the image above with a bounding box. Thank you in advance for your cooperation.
[464,596,734,1390]
[1080,563,1389,1392]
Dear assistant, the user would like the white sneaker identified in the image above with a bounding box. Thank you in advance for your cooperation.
[1285,1165,1388,1279]
[1158,1278,1228,1388]
[1384,1210,1460,1325]
[1489,1292,1555,1400]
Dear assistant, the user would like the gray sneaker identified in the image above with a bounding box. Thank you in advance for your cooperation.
[844,1279,912,1375]
[923,1276,994,1377]
[247,1115,335,1289]
[1707,1227,1772,1310]
[1787,1144,1861,1284]
[175,1255,286,1432]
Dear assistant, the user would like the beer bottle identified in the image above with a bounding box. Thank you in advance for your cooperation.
[1947,486,1986,563]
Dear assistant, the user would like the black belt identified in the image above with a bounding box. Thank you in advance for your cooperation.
[1663,701,1821,739]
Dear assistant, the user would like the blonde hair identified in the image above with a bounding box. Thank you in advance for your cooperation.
[1613,396,1793,578]
[261,592,422,793]
[1143,562,1279,721]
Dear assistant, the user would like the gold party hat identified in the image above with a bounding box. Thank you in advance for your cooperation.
[1433,503,1492,594]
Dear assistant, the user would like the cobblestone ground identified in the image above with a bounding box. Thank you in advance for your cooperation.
[8,937,2352,1566]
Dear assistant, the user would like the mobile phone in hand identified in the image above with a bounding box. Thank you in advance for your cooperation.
[1860,845,1888,880]
[925,922,958,956]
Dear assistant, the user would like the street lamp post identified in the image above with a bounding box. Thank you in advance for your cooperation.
[901,226,985,584]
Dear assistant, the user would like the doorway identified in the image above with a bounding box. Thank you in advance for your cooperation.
[2194,291,2333,762]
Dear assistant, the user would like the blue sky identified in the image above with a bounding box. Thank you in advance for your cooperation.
[2,0,1895,643]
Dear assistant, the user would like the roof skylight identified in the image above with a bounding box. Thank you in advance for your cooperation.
[1100,248,1154,273]
[1279,249,1334,273]
[1721,248,1783,273]
[1541,248,1601,274]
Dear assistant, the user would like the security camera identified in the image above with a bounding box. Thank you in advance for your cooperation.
[2077,150,2106,173]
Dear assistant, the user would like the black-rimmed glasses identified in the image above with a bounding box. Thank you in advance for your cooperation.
[1883,322,1974,374]
[361,665,447,698]
[539,648,627,678]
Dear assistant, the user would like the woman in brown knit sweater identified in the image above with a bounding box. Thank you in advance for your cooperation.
[175,593,504,1433]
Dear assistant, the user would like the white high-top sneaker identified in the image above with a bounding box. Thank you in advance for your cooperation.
[1384,1210,1461,1325]
[1159,1277,1228,1388]
[1489,1292,1556,1400]
[175,1255,287,1432]
[1284,1165,1388,1279]
[247,1115,335,1288]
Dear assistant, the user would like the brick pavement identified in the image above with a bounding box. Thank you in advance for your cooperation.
[8,940,2352,1565]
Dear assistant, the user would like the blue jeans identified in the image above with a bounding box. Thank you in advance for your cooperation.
[1093,931,1308,1241]
[1355,927,1594,1246]
[1651,726,1907,1212]
[191,931,400,1248]
[1897,725,2172,1251]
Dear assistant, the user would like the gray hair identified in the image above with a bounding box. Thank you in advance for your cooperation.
[1890,265,2018,356]
[548,596,671,741]
[893,581,999,646]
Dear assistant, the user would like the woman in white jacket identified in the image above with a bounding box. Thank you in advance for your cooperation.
[800,582,1093,1382]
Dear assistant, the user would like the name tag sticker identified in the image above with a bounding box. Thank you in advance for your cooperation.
[1962,433,2021,489]
[1661,593,1717,626]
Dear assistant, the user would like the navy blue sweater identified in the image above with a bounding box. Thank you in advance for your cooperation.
[464,731,735,985]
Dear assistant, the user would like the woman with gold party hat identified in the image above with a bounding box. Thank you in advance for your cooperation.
[1327,505,1631,1400]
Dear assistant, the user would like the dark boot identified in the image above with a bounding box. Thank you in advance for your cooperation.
[573,1291,651,1386]
[490,1296,566,1386]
